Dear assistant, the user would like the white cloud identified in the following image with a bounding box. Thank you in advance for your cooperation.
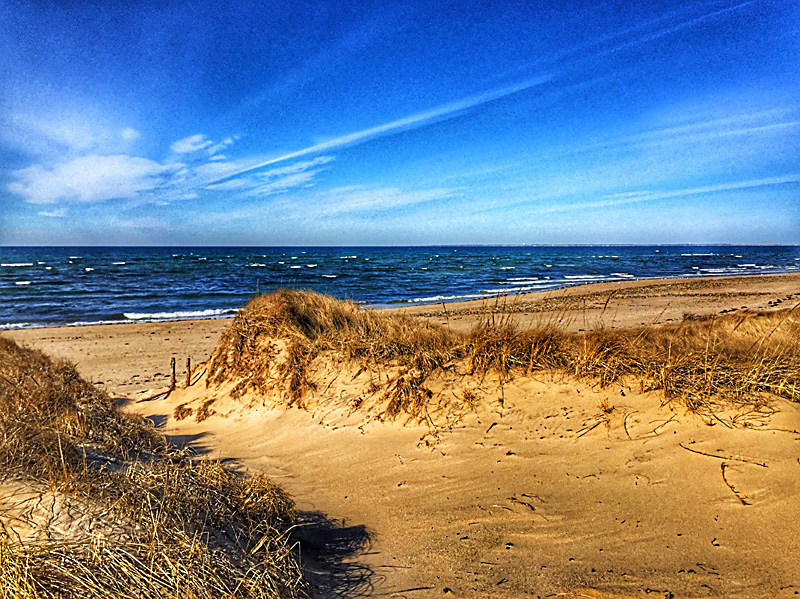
[120,128,141,141]
[205,156,334,195]
[37,208,66,218]
[8,154,170,204]
[6,112,112,155]
[170,134,213,154]
[207,137,235,156]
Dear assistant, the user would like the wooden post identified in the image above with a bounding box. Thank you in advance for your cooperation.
[170,357,176,390]
[185,357,191,387]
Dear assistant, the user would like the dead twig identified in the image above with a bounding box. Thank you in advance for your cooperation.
[720,462,751,505]
[679,442,767,468]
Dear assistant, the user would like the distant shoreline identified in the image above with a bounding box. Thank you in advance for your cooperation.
[3,245,797,330]
[3,271,798,333]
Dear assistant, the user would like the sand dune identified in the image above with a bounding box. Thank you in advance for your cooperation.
[5,273,800,598]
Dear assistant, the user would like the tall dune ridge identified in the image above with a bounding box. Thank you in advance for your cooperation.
[0,337,304,599]
[182,289,799,425]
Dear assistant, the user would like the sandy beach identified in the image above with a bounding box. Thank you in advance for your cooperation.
[7,273,798,397]
[4,272,800,598]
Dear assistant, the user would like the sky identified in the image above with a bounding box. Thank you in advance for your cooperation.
[0,0,798,246]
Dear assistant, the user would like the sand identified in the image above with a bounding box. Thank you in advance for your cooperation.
[4,272,800,598]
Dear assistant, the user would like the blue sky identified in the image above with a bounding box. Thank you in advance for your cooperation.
[0,0,798,245]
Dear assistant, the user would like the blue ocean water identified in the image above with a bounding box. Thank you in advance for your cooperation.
[1,246,798,329]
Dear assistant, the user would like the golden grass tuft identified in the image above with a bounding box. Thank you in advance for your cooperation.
[0,337,303,598]
[206,290,800,421]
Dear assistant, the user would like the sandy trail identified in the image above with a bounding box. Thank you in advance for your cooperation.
[131,376,800,598]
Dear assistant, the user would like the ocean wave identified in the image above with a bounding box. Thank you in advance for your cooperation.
[2,263,33,267]
[289,265,302,269]
[15,281,32,285]
[406,293,486,303]
[321,274,338,278]
[681,253,716,257]
[112,261,127,265]
[340,255,357,259]
[563,275,607,280]
[504,279,541,286]
[123,308,238,321]
[499,266,515,270]
[85,267,94,272]
[481,283,559,294]
[0,322,36,330]
[248,263,266,267]
[306,264,318,268]
[610,272,635,278]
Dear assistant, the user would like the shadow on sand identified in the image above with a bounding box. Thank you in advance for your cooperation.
[293,511,375,599]
[125,401,376,597]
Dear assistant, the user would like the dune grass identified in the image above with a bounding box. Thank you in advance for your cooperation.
[207,290,799,419]
[0,336,304,599]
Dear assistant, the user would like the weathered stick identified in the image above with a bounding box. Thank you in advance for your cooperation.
[679,442,767,468]
[720,463,751,505]
[185,357,191,388]
[170,357,176,390]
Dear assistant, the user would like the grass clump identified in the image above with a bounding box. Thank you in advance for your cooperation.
[0,336,303,599]
[207,289,457,407]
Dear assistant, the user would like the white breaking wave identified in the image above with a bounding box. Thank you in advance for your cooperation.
[564,275,607,280]
[407,293,486,303]
[504,279,541,286]
[321,274,338,278]
[499,266,515,270]
[306,264,318,268]
[15,281,32,285]
[113,262,127,265]
[85,267,94,272]
[0,322,35,330]
[124,308,237,321]
[481,283,560,294]
[2,263,33,267]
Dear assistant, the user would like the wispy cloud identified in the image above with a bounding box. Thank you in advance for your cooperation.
[284,185,457,217]
[529,173,800,215]
[206,156,334,196]
[8,155,172,204]
[37,208,66,218]
[120,128,141,142]
[170,133,214,154]
[210,76,552,184]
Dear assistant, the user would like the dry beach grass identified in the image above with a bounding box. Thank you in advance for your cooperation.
[199,289,799,422]
[0,337,303,599]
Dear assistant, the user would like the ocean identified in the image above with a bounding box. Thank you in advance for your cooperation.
[1,245,798,329]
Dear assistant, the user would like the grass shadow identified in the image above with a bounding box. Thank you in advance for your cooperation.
[294,511,375,598]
